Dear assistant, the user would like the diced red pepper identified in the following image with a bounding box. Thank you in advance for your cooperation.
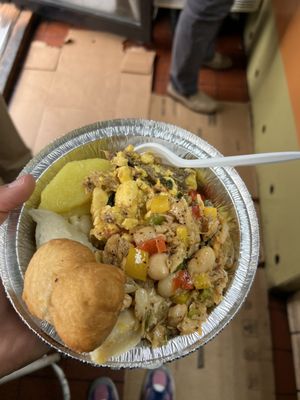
[138,236,167,255]
[189,189,208,203]
[189,189,198,201]
[192,204,201,219]
[155,237,167,253]
[173,270,194,290]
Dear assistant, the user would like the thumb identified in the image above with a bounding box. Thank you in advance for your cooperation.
[0,175,36,224]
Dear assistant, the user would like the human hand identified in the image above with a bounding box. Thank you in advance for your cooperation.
[0,175,49,377]
[0,175,35,224]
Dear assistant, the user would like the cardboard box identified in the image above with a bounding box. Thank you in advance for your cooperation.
[24,41,61,71]
[10,28,156,154]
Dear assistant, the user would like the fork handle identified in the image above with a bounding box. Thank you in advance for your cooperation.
[183,151,300,168]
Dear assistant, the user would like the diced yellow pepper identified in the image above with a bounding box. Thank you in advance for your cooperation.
[124,247,149,281]
[150,195,170,213]
[176,226,188,246]
[172,290,191,304]
[203,206,217,219]
[193,273,212,290]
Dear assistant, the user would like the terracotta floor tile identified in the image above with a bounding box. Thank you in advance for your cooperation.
[270,307,292,351]
[0,380,20,400]
[45,21,70,35]
[18,376,62,399]
[152,15,173,49]
[216,34,244,54]
[273,350,297,395]
[199,69,217,86]
[34,20,69,47]
[34,21,48,41]
[153,75,168,94]
[155,59,170,79]
[30,363,56,378]
[199,84,218,98]
[153,80,167,95]
[216,85,249,102]
[270,294,288,311]
[41,36,65,47]
[216,68,248,89]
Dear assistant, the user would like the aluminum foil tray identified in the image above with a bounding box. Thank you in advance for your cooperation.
[0,119,259,369]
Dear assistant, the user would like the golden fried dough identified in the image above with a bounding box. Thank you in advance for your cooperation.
[22,239,95,322]
[50,262,125,353]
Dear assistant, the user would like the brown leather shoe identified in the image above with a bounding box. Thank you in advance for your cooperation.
[167,83,218,114]
[203,52,233,70]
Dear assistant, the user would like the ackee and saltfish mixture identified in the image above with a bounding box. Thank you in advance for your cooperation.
[82,145,236,347]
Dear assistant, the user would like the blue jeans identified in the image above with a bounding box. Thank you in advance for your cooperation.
[170,0,234,96]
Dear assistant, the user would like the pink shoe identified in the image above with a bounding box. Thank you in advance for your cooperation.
[88,377,119,400]
[140,367,175,400]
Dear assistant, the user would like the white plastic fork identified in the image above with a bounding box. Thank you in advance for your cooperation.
[134,142,300,168]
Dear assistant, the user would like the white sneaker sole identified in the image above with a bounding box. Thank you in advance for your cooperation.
[167,84,218,114]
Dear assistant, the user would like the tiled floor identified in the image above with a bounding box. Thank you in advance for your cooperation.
[1,9,297,400]
[0,357,125,399]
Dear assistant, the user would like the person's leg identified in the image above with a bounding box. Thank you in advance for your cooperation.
[0,94,32,183]
[170,0,234,95]
[140,366,174,400]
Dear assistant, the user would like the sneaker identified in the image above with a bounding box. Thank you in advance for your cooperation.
[167,83,218,114]
[203,52,233,70]
[140,367,175,400]
[88,377,119,400]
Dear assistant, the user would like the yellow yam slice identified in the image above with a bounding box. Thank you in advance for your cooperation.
[39,159,111,214]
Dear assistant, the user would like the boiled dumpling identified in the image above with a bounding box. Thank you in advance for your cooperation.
[29,209,94,251]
